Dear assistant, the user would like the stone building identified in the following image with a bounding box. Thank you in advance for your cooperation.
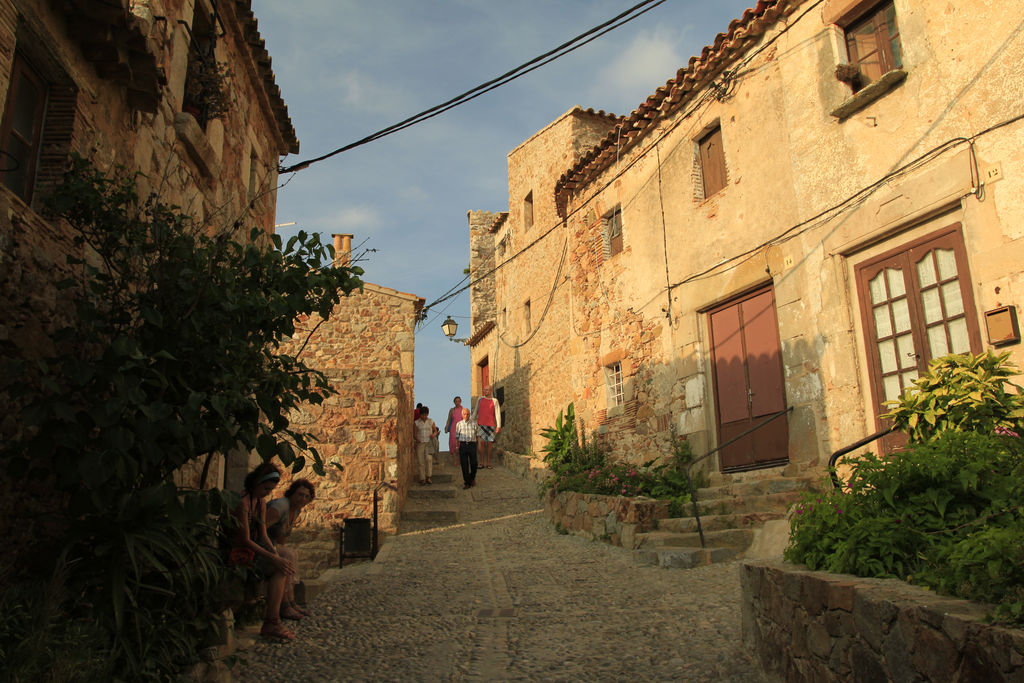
[0,0,295,454]
[0,0,295,565]
[273,233,424,575]
[469,0,1024,482]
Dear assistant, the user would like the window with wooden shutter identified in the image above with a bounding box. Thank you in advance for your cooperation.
[0,54,47,203]
[698,125,727,199]
[844,1,902,90]
[523,191,533,231]
[603,205,623,257]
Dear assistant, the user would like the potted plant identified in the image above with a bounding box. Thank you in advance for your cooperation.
[183,54,232,124]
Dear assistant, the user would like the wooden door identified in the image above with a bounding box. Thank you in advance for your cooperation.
[478,356,489,392]
[856,225,982,452]
[709,286,789,471]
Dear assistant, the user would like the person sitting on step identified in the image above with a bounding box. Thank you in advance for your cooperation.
[230,462,296,642]
[266,478,315,620]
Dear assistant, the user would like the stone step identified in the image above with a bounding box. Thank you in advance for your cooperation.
[656,510,788,534]
[686,490,805,518]
[634,546,738,569]
[400,509,459,523]
[417,472,455,484]
[636,528,753,551]
[407,487,456,499]
[695,476,818,502]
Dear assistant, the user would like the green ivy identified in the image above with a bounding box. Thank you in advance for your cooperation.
[1,156,362,679]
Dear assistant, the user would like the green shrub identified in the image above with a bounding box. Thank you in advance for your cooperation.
[786,430,1024,623]
[540,403,607,477]
[540,406,695,513]
[883,351,1024,443]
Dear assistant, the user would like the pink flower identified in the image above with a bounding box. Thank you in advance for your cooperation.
[995,425,1020,437]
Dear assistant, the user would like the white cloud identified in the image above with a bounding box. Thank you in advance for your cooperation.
[328,68,412,115]
[302,205,382,237]
[588,25,692,113]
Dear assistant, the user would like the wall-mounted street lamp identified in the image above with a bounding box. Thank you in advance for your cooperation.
[441,316,469,344]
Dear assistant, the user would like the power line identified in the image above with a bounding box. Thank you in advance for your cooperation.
[278,0,666,174]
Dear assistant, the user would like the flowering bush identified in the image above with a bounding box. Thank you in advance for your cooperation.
[786,430,1024,624]
[543,427,698,515]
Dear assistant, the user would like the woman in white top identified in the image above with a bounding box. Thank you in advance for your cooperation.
[414,406,440,484]
[266,479,315,619]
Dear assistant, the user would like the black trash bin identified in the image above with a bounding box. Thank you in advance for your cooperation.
[339,518,372,567]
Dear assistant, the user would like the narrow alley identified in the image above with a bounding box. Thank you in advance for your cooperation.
[235,462,767,682]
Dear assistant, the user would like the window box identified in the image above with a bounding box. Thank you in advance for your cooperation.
[174,112,221,178]
[830,68,906,120]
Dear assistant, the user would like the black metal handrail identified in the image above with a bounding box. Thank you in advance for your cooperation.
[826,425,896,488]
[684,406,794,549]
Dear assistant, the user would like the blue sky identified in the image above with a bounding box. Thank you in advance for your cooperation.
[250,0,754,418]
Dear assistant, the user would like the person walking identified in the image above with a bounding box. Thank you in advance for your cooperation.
[444,396,464,467]
[473,385,501,469]
[455,407,478,489]
[414,406,439,485]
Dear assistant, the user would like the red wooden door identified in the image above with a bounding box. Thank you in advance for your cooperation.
[709,287,789,471]
[478,357,489,392]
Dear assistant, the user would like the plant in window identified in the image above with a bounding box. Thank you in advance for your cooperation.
[184,54,233,122]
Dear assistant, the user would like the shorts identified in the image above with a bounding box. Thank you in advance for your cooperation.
[478,425,496,442]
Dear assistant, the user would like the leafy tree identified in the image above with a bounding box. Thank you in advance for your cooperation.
[1,155,362,679]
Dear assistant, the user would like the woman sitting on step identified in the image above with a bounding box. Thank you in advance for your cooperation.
[266,479,315,620]
[231,462,296,642]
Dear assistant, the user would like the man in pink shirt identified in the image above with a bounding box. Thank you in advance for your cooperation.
[473,385,501,468]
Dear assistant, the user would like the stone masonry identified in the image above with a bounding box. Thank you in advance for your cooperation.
[742,561,1024,681]
[276,281,424,577]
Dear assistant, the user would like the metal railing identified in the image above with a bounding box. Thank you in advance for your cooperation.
[826,425,896,488]
[684,406,794,549]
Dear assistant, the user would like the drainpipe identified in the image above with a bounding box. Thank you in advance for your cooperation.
[332,233,353,268]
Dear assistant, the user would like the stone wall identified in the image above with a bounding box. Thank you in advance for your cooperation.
[275,283,423,577]
[741,561,1024,681]
[468,210,499,333]
[544,489,669,549]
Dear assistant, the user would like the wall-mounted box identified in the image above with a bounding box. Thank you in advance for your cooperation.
[984,306,1020,347]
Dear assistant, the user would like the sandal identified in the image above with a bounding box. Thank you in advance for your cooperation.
[281,605,304,621]
[425,478,433,484]
[290,601,311,617]
[260,619,295,642]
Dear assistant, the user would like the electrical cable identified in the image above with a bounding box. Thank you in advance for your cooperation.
[417,0,824,318]
[279,0,667,174]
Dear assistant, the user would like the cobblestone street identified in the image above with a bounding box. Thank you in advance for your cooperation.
[235,463,767,682]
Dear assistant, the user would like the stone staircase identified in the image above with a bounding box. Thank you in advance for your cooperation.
[634,475,820,568]
[397,466,460,533]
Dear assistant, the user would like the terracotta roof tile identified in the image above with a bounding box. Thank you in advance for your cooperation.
[553,0,799,215]
[467,320,496,347]
[489,212,508,233]
[235,1,299,154]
